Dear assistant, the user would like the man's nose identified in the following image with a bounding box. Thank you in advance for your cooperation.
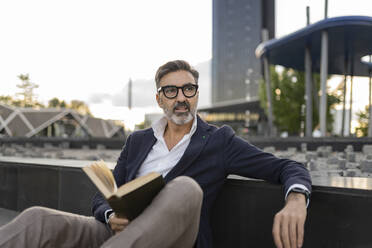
[176,88,187,101]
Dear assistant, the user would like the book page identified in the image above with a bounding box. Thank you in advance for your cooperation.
[90,161,117,192]
[82,160,117,199]
[82,166,113,198]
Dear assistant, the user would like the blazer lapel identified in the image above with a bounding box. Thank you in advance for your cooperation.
[126,130,157,181]
[164,116,211,182]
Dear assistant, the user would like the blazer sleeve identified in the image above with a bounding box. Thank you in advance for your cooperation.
[91,134,131,223]
[222,126,312,194]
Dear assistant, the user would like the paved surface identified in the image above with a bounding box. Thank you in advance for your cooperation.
[0,208,19,227]
[0,145,121,163]
[0,156,116,169]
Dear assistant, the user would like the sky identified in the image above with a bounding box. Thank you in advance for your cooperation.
[1,0,371,129]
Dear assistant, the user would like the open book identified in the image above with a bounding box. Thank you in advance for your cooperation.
[83,161,165,220]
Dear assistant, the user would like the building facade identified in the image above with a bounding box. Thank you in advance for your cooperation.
[212,0,275,104]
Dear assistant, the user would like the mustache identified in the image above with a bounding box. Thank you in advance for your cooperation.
[173,101,190,111]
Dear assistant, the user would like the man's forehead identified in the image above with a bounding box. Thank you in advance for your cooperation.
[160,70,196,86]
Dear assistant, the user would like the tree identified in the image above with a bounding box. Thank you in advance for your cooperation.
[0,95,15,105]
[69,100,93,116]
[48,97,67,108]
[16,74,42,108]
[0,95,26,107]
[259,67,341,135]
[48,98,91,116]
[356,105,369,137]
[2,76,94,115]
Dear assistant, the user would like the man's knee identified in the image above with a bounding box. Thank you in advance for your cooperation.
[18,206,51,222]
[173,176,202,197]
[169,176,203,211]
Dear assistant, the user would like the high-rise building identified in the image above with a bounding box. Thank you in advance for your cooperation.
[212,0,275,104]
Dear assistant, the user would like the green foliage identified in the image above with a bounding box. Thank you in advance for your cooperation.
[135,121,146,130]
[259,67,341,135]
[48,97,67,108]
[0,95,16,105]
[47,98,92,116]
[69,100,93,116]
[356,105,369,137]
[1,94,93,117]
[0,95,29,108]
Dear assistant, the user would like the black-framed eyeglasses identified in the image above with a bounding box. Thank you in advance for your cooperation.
[157,83,198,99]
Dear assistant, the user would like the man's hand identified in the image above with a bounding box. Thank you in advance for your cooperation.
[108,213,130,234]
[272,193,307,248]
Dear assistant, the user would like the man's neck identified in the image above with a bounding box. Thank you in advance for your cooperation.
[166,117,194,137]
[163,117,194,151]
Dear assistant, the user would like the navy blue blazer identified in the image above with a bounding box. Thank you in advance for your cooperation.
[92,116,312,248]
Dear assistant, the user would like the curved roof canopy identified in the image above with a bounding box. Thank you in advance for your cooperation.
[256,16,372,76]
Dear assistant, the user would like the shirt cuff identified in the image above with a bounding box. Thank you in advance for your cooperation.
[104,209,114,224]
[285,184,310,207]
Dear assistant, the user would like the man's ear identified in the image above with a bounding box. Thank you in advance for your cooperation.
[156,94,161,107]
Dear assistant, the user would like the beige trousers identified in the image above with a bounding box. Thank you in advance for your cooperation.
[0,176,203,248]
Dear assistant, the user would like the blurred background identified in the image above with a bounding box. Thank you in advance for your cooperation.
[1,0,371,136]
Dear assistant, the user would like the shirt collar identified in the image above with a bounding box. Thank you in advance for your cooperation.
[152,115,198,140]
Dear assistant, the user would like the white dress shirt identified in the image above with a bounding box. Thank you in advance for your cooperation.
[136,115,198,178]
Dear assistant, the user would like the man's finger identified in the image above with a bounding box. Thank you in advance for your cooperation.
[289,218,297,248]
[108,214,130,234]
[114,225,125,233]
[272,214,283,248]
[297,218,305,247]
[110,217,129,225]
[280,216,290,248]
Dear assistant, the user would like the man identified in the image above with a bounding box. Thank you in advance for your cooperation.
[0,60,311,248]
[93,60,311,248]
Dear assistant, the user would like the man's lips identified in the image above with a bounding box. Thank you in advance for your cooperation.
[174,106,189,112]
[173,102,190,114]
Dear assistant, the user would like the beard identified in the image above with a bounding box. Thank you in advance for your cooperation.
[163,101,197,125]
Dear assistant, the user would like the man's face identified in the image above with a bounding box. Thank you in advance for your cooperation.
[156,70,199,125]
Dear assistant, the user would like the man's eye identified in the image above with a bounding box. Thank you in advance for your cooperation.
[184,86,194,92]
[165,88,177,94]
